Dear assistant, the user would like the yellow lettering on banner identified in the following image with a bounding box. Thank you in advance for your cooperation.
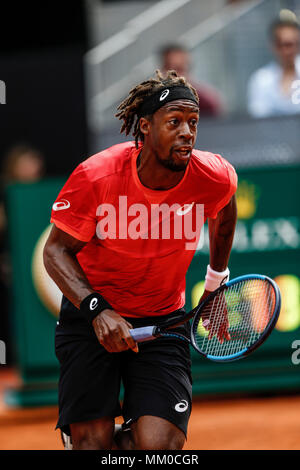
[191,281,205,309]
[275,275,300,332]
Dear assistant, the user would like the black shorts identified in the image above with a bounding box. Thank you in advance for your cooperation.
[55,297,193,438]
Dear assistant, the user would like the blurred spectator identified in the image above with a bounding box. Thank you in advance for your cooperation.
[2,144,45,184]
[159,43,224,117]
[247,10,300,118]
[0,144,45,364]
[0,143,45,265]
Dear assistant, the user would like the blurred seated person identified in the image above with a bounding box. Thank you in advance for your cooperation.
[159,43,224,117]
[2,144,45,184]
[0,143,45,264]
[0,143,45,255]
[247,11,300,118]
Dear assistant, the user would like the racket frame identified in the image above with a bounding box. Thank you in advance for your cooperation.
[190,274,281,362]
[130,274,281,363]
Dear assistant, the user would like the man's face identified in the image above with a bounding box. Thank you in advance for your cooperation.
[142,99,199,172]
[273,26,300,66]
[163,50,190,77]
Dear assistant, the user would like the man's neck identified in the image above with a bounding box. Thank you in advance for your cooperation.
[137,148,186,191]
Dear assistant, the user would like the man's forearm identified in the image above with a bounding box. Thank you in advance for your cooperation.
[44,245,94,309]
[43,226,95,309]
[208,195,237,271]
[43,226,137,352]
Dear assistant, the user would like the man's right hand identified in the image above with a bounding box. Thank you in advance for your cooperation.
[200,290,231,344]
[92,309,139,353]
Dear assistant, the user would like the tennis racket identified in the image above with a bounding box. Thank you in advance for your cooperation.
[130,274,281,362]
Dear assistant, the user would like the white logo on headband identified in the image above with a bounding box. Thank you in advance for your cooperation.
[160,89,170,101]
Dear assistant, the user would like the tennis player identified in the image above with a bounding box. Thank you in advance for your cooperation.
[44,70,237,450]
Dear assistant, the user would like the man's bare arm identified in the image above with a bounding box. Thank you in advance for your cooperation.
[200,195,237,302]
[208,194,237,272]
[43,225,138,353]
[43,225,92,308]
[200,195,237,341]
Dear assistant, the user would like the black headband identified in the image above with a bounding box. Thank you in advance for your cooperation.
[138,85,198,118]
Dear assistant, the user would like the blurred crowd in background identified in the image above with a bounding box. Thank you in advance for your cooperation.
[0,146,46,362]
[0,0,300,366]
[159,9,300,118]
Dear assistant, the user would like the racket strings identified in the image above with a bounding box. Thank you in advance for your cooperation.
[192,279,276,358]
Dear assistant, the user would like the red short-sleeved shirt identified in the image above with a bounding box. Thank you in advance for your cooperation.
[51,142,237,318]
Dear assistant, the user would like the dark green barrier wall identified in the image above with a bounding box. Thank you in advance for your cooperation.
[4,167,300,405]
[5,179,64,406]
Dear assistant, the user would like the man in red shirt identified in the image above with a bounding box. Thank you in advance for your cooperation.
[44,70,237,450]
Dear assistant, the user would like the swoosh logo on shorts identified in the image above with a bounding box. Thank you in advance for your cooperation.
[52,199,70,211]
[176,203,194,216]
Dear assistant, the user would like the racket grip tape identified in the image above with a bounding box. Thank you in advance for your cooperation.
[129,326,157,342]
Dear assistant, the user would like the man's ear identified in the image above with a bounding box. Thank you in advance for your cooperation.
[139,117,151,136]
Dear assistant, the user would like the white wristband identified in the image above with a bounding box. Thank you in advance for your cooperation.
[204,265,230,292]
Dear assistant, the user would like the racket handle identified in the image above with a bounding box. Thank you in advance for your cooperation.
[129,326,156,342]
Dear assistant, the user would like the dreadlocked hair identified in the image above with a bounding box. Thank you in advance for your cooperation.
[116,69,199,148]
